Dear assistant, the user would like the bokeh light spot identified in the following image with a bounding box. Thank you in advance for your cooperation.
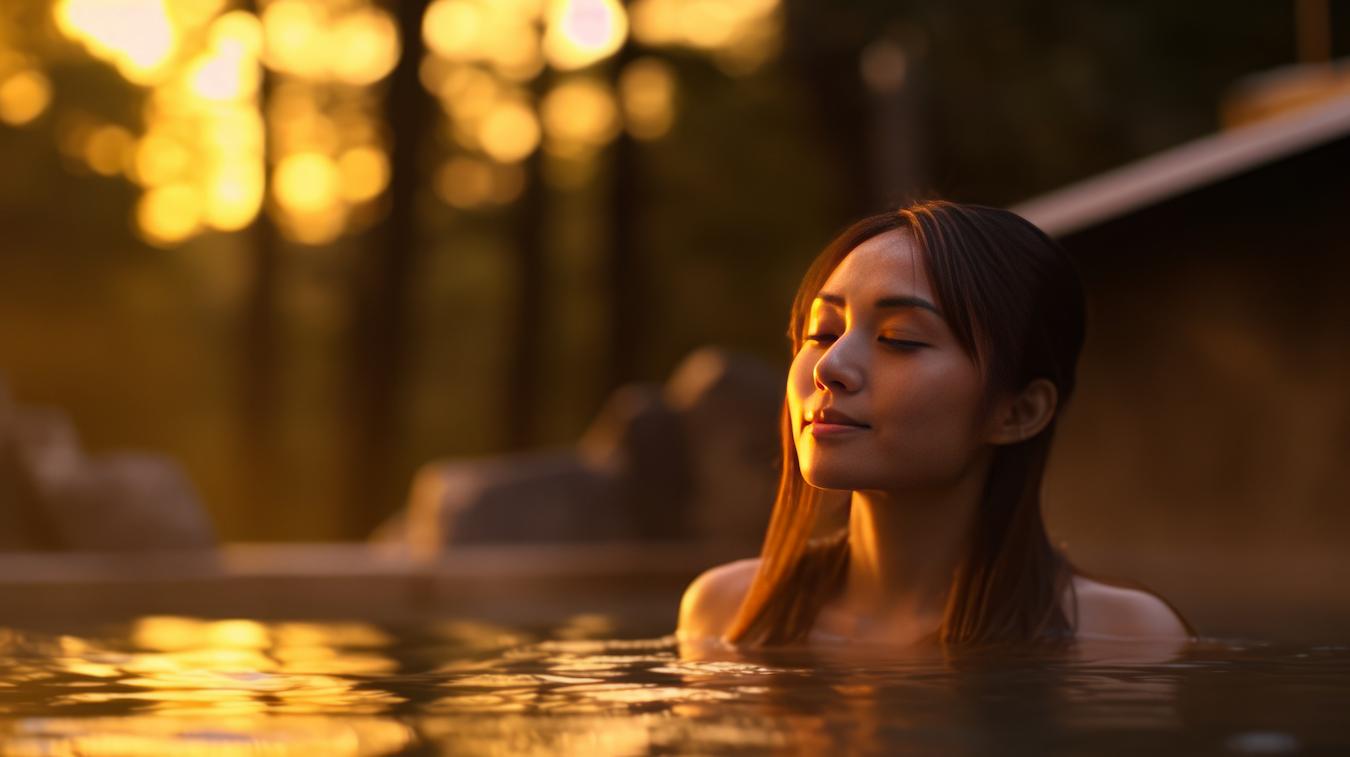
[204,165,265,230]
[133,132,193,187]
[136,184,203,246]
[478,99,540,163]
[54,0,179,84]
[619,57,675,140]
[435,156,495,208]
[423,0,482,60]
[83,124,136,176]
[544,0,628,71]
[542,76,619,148]
[274,151,341,214]
[0,70,53,126]
[329,8,401,85]
[261,0,327,79]
[337,146,390,202]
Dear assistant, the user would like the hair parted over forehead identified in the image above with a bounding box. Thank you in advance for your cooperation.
[787,202,1087,423]
[725,200,1091,648]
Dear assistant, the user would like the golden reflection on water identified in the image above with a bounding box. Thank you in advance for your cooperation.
[1,614,1339,756]
[0,616,420,754]
[0,715,414,757]
[0,617,840,753]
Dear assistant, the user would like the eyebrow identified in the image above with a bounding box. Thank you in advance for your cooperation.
[816,293,944,318]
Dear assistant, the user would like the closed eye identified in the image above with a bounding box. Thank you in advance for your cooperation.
[880,338,928,350]
[804,334,927,351]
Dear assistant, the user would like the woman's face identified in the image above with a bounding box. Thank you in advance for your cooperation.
[787,229,991,492]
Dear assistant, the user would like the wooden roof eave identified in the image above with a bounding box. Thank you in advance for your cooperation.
[1011,94,1350,238]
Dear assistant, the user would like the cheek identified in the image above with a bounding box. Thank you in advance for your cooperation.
[786,349,817,433]
[873,359,986,462]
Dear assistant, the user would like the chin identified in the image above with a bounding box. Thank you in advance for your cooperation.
[799,460,873,492]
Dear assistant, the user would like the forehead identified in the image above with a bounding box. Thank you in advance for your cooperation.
[818,229,933,303]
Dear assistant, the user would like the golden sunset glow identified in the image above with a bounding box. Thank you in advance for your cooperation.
[329,8,402,86]
[437,65,502,124]
[479,98,541,163]
[629,0,781,74]
[436,155,520,208]
[0,69,53,126]
[423,0,545,83]
[619,57,676,140]
[436,156,491,208]
[43,0,758,230]
[133,129,192,187]
[49,2,268,245]
[136,183,203,245]
[274,151,341,214]
[53,0,182,84]
[338,145,392,202]
[416,0,722,204]
[48,0,399,245]
[423,0,484,60]
[542,76,619,152]
[543,0,628,71]
[82,124,135,176]
[261,0,328,78]
[491,26,546,82]
[261,1,400,84]
[203,164,266,231]
[138,15,264,244]
[187,11,263,102]
[255,0,399,243]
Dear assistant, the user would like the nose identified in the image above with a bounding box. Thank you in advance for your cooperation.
[812,333,864,393]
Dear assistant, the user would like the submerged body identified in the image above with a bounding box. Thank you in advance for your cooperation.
[678,557,1193,649]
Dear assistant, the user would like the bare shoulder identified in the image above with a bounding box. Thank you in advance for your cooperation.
[676,557,762,642]
[1067,574,1193,640]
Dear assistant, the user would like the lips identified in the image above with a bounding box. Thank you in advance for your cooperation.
[805,407,869,428]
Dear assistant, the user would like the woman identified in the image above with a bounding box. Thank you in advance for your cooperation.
[678,200,1195,650]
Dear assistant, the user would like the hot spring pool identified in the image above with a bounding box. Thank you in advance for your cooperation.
[1,616,1348,755]
[0,544,1346,755]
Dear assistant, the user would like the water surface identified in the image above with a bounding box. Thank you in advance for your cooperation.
[0,615,1346,755]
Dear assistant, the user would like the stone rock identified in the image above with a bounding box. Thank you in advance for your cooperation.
[578,382,692,539]
[405,451,622,555]
[400,383,694,554]
[37,452,217,551]
[664,347,782,544]
[0,383,57,548]
[387,346,783,550]
[0,380,217,551]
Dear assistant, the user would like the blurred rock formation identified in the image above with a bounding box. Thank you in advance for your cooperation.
[382,347,782,554]
[0,379,216,551]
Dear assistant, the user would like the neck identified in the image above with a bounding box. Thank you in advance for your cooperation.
[840,457,990,623]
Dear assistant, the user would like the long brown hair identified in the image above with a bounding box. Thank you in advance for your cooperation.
[724,200,1091,647]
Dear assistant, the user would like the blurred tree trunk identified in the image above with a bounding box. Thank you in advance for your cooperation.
[605,32,644,396]
[240,0,281,539]
[505,74,549,451]
[867,40,928,206]
[347,0,431,536]
[782,0,875,217]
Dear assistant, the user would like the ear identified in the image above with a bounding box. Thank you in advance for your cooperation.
[986,378,1058,445]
